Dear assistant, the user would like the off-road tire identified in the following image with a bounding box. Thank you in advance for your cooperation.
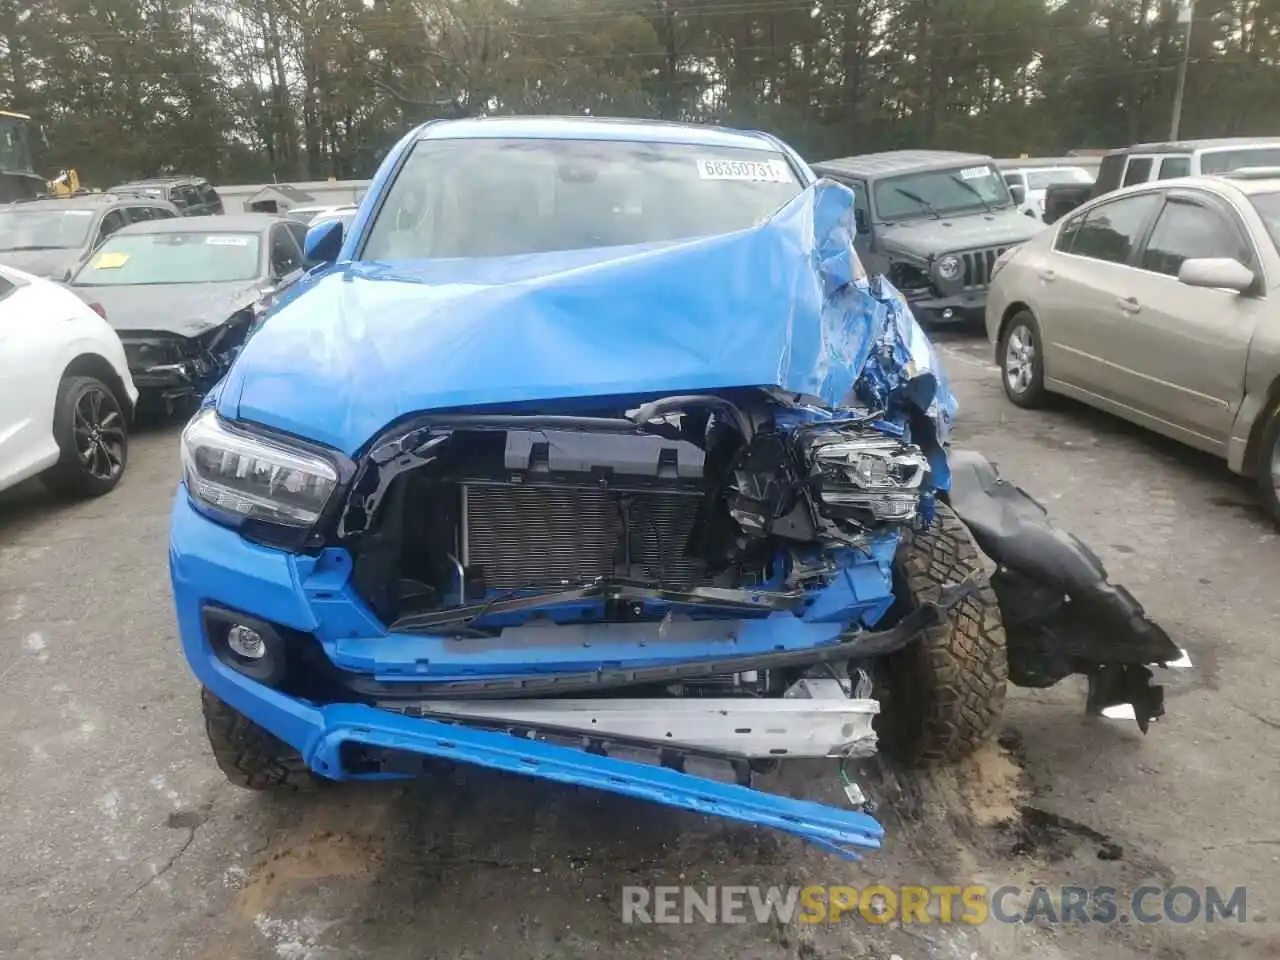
[201,688,319,791]
[41,375,129,499]
[876,504,1009,765]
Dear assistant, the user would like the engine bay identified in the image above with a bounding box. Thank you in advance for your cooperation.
[340,392,933,633]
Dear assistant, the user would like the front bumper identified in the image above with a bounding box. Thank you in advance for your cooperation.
[170,492,902,858]
[130,357,221,399]
[123,336,230,402]
[905,288,988,323]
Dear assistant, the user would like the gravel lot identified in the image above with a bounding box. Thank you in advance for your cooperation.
[2,332,1277,960]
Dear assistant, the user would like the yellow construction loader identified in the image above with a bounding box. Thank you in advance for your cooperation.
[45,168,83,196]
[0,110,86,200]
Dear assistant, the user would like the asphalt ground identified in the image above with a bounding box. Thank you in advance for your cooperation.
[1,330,1277,960]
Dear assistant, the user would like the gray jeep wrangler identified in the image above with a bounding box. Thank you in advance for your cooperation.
[812,150,1045,325]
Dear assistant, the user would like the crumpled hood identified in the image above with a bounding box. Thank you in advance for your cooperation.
[219,181,954,457]
[879,210,1044,259]
[0,248,79,279]
[72,281,262,339]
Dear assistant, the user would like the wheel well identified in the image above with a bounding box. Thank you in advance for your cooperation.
[1241,376,1280,479]
[62,353,135,421]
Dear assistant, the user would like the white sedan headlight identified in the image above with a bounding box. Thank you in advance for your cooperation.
[936,254,961,281]
[181,408,339,528]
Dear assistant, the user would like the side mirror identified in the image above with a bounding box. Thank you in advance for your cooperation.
[1009,184,1027,205]
[1177,257,1255,294]
[854,208,871,235]
[304,218,344,266]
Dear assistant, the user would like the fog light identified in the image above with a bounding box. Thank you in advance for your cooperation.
[227,624,266,659]
[202,605,291,687]
[941,308,954,320]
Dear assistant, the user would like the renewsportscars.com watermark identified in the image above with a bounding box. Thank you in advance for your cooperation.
[621,885,1248,926]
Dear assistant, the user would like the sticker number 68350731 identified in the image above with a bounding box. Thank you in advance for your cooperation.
[696,158,794,183]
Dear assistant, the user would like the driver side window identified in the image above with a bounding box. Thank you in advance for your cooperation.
[1139,198,1250,277]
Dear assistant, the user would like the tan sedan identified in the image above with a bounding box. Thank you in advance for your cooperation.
[984,171,1280,522]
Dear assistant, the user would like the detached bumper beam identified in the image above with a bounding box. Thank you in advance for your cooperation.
[307,703,885,859]
[385,678,880,760]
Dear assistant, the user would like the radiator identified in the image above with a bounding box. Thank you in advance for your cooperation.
[460,482,704,591]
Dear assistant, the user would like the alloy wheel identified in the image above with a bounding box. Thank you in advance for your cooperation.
[1270,433,1280,502]
[72,385,126,481]
[1004,323,1037,396]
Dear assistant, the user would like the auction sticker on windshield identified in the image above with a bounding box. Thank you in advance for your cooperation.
[92,251,130,269]
[205,236,249,246]
[697,158,794,183]
[960,165,992,180]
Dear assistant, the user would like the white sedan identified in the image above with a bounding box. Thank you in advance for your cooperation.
[0,263,138,498]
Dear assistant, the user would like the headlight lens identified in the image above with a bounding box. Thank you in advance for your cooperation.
[808,431,930,525]
[936,254,961,281]
[124,338,181,368]
[181,408,339,528]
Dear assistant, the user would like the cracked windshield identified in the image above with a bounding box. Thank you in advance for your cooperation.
[0,2,1274,960]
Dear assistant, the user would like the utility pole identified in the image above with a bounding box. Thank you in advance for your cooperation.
[1169,0,1195,140]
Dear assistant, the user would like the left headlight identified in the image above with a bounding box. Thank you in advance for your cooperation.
[806,430,930,525]
[181,408,339,530]
[936,254,961,282]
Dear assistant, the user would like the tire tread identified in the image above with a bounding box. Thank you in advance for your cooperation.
[880,504,1010,765]
[201,688,318,792]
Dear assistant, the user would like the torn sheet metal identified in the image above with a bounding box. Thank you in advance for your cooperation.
[217,181,956,460]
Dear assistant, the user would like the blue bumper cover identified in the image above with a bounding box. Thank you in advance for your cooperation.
[170,494,884,858]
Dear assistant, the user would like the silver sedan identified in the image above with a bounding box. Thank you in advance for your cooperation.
[984,170,1280,524]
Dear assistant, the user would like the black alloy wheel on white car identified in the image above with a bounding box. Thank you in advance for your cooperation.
[998,309,1047,408]
[41,375,130,499]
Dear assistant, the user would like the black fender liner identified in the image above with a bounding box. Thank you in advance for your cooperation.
[944,449,1182,730]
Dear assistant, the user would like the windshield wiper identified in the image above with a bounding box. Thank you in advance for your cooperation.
[0,244,64,252]
[892,188,941,219]
[949,175,995,213]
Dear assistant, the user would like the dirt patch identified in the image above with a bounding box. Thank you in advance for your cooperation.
[957,742,1026,827]
[234,791,395,920]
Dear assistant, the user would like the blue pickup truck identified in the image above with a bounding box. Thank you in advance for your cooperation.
[169,116,1180,859]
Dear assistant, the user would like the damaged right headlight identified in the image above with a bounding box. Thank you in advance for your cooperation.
[181,408,340,532]
[807,432,929,524]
